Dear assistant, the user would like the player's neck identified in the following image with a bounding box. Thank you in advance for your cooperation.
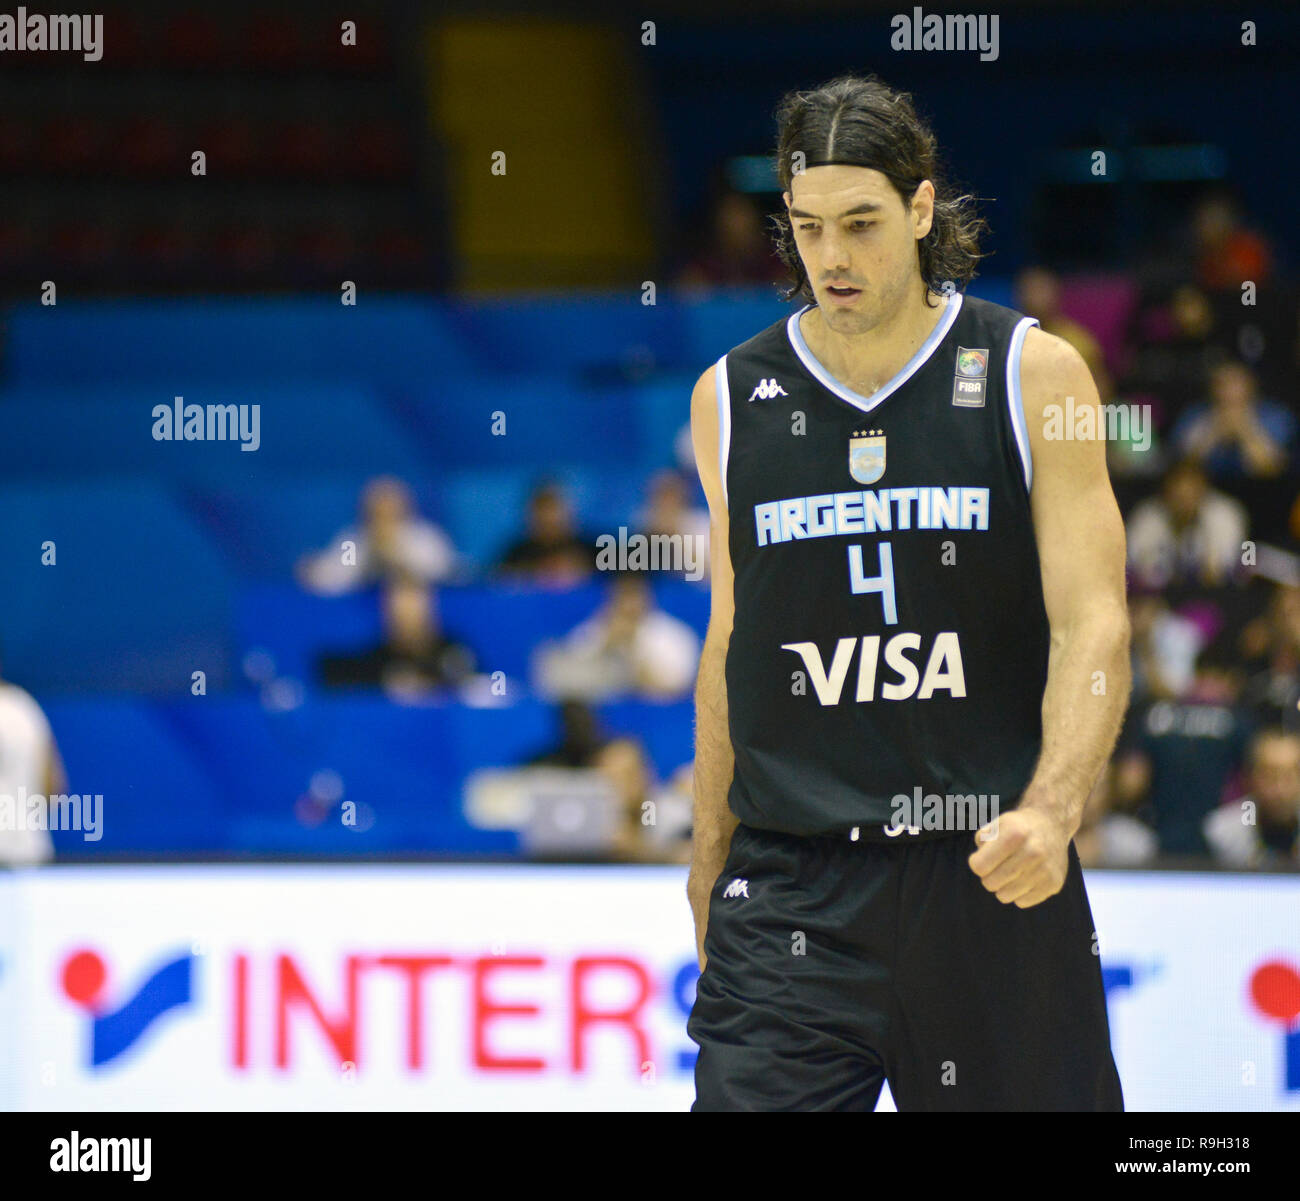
[802,278,947,397]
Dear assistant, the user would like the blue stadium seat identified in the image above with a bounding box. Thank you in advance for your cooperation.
[3,296,476,388]
[0,480,234,693]
[45,693,551,856]
[236,584,383,684]
[445,292,690,373]
[45,696,226,855]
[596,698,695,780]
[680,291,798,366]
[0,382,427,485]
[402,372,641,467]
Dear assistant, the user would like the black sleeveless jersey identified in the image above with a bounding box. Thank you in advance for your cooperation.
[715,291,1050,839]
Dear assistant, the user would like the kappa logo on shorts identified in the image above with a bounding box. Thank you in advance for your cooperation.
[722,878,750,899]
[883,822,922,838]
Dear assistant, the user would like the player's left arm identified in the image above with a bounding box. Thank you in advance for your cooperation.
[969,327,1131,907]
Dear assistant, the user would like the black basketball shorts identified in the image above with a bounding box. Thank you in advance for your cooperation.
[688,821,1124,1111]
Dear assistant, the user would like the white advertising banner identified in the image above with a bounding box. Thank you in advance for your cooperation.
[0,865,1296,1111]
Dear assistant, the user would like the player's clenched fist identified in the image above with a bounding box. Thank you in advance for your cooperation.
[968,806,1070,908]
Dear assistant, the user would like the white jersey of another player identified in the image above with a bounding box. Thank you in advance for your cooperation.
[0,682,61,866]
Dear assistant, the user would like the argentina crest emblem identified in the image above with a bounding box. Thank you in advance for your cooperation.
[848,428,886,485]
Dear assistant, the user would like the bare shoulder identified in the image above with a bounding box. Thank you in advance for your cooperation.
[691,362,719,416]
[1019,325,1096,405]
[690,363,721,491]
[1019,325,1104,468]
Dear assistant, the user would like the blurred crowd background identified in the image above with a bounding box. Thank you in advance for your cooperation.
[1,0,1299,872]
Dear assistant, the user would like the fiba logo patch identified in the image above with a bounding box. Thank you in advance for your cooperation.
[848,429,886,484]
[952,346,989,407]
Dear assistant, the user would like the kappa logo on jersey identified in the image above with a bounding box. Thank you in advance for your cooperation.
[746,378,788,403]
[722,878,750,899]
[848,428,886,484]
[953,345,989,407]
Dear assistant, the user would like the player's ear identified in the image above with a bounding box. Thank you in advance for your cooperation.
[911,180,935,240]
[782,190,792,210]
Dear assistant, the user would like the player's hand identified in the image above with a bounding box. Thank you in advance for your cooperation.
[967,806,1070,908]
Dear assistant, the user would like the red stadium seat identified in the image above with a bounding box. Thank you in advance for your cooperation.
[0,117,36,171]
[117,115,186,176]
[101,12,151,68]
[49,220,117,270]
[372,228,426,267]
[40,115,107,173]
[195,117,262,175]
[351,120,412,178]
[291,224,357,274]
[130,221,199,273]
[0,218,37,269]
[244,15,304,70]
[160,13,228,67]
[274,120,336,177]
[318,14,388,71]
[209,224,278,276]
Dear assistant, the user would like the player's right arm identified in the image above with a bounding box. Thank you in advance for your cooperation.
[687,364,738,971]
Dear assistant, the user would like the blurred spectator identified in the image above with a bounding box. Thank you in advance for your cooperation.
[533,574,700,702]
[596,737,692,864]
[497,480,598,586]
[1073,763,1158,869]
[1204,280,1299,403]
[318,577,475,699]
[0,663,66,867]
[1284,488,1300,546]
[1171,356,1294,481]
[1191,190,1273,293]
[1239,583,1300,734]
[675,188,787,291]
[633,469,710,580]
[1204,728,1300,868]
[1014,266,1113,401]
[297,476,459,594]
[1128,583,1203,703]
[1121,284,1226,432]
[525,700,608,768]
[1126,458,1248,593]
[674,420,698,477]
[1113,642,1253,858]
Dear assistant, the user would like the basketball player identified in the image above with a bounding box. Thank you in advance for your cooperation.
[686,75,1129,1111]
[0,659,66,867]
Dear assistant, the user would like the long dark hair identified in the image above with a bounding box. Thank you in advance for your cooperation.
[771,74,987,306]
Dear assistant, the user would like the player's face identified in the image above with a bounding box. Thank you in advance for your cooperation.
[784,165,933,333]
